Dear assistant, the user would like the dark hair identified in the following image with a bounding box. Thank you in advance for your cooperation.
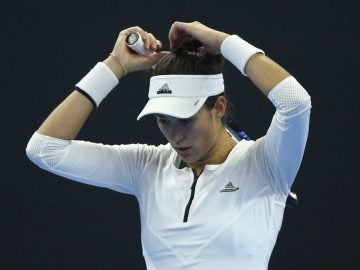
[154,38,227,115]
[153,38,224,76]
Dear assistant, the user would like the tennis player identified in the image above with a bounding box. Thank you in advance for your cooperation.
[26,21,311,269]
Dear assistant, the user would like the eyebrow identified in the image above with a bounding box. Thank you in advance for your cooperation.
[155,114,195,121]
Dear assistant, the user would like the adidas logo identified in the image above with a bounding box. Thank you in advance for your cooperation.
[157,83,172,94]
[220,182,239,193]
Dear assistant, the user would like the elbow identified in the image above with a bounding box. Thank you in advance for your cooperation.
[25,132,70,170]
[25,134,44,168]
[293,84,312,111]
[301,94,312,115]
[297,95,312,114]
[300,91,311,107]
[307,95,312,109]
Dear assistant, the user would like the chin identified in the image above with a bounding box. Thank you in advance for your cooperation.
[181,155,202,165]
[179,154,195,163]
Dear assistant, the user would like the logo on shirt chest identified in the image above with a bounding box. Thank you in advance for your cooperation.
[220,182,239,193]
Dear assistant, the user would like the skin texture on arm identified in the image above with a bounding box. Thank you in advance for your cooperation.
[37,91,94,140]
[36,26,167,140]
[245,53,290,96]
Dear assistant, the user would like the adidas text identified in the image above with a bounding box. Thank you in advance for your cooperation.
[157,89,172,94]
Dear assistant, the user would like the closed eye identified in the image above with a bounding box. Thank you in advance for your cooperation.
[156,114,170,124]
[155,114,194,125]
[179,117,194,124]
[157,118,169,124]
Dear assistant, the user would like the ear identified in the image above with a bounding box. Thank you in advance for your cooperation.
[212,96,227,120]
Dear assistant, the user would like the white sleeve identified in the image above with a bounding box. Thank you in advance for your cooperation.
[25,132,159,195]
[258,76,311,195]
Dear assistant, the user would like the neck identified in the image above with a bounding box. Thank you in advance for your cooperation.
[183,129,237,176]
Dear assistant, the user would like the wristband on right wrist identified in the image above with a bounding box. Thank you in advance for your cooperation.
[221,35,265,76]
[75,62,119,107]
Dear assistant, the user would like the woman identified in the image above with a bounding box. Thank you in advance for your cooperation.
[26,21,311,270]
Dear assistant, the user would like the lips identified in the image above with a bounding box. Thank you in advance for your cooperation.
[175,146,191,156]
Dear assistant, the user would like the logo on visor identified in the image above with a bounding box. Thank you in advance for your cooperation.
[157,83,172,94]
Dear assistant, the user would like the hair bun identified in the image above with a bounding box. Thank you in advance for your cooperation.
[154,37,224,75]
[175,38,203,54]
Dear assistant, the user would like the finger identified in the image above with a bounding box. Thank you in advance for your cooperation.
[120,26,144,39]
[148,33,159,51]
[168,22,182,50]
[156,40,162,49]
[169,21,186,37]
[150,51,170,59]
[139,31,150,50]
[112,26,145,57]
[125,28,151,51]
[148,51,170,65]
[131,51,170,72]
[169,21,193,50]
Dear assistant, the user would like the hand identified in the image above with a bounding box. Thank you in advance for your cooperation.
[104,26,169,78]
[168,21,230,55]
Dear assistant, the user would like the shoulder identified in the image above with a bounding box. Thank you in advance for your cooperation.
[226,138,269,168]
[228,139,256,157]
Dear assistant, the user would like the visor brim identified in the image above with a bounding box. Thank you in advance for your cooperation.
[137,96,208,120]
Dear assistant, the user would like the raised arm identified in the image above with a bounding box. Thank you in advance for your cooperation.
[168,21,290,95]
[37,26,166,140]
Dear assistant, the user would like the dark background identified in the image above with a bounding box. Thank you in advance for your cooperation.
[1,0,359,269]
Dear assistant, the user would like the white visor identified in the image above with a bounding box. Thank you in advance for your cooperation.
[137,74,224,120]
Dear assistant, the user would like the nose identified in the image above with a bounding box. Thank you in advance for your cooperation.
[169,126,185,144]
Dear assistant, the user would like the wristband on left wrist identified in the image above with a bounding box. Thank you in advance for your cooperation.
[75,62,119,107]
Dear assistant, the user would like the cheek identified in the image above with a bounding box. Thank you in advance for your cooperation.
[157,124,169,140]
[191,122,215,146]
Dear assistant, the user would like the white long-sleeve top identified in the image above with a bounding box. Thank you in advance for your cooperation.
[26,76,311,270]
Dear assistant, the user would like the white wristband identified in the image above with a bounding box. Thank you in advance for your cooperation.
[221,35,265,76]
[75,62,119,107]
